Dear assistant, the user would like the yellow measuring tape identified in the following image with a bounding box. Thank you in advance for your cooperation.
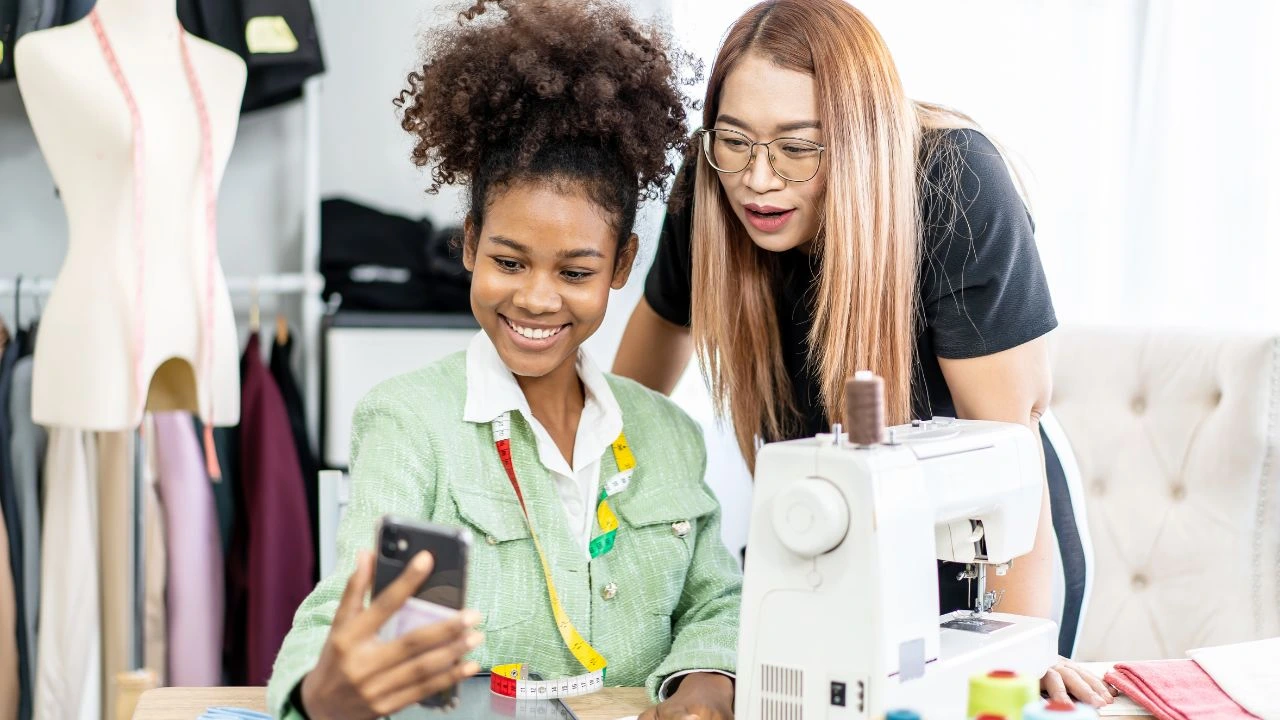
[489,411,636,698]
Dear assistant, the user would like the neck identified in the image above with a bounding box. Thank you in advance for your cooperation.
[94,0,179,37]
[516,355,585,432]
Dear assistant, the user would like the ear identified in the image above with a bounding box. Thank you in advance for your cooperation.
[462,214,479,272]
[610,233,639,290]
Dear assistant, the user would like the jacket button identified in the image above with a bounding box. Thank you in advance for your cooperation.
[601,582,618,600]
[672,520,691,538]
[486,535,498,545]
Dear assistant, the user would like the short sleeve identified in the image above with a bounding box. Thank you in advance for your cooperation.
[643,162,696,328]
[919,129,1058,359]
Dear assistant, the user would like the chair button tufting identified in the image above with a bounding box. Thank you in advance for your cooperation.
[1092,479,1106,496]
[1132,573,1148,590]
[1131,396,1147,414]
[1171,484,1187,501]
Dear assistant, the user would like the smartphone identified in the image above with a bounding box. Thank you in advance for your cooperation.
[373,515,473,708]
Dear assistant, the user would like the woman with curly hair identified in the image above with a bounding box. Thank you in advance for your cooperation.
[613,0,1106,707]
[265,2,740,719]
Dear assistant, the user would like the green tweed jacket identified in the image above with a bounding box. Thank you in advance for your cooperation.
[266,352,742,718]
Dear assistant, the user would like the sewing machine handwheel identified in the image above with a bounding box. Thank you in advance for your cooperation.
[771,478,849,558]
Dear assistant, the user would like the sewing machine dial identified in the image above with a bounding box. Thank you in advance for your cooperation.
[771,477,850,558]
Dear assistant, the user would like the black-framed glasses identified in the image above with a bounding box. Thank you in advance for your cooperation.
[697,128,825,182]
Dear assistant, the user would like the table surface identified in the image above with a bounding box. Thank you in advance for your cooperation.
[133,670,1150,719]
[132,686,650,720]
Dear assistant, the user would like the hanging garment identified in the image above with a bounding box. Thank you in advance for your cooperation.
[194,417,239,557]
[0,336,31,720]
[35,428,101,720]
[225,334,313,686]
[153,412,224,686]
[0,501,18,720]
[269,332,317,572]
[0,0,18,81]
[142,418,168,686]
[59,0,93,24]
[176,0,324,113]
[95,431,134,719]
[14,0,58,39]
[8,356,43,688]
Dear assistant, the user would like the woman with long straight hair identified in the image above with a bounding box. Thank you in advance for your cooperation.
[613,0,1107,706]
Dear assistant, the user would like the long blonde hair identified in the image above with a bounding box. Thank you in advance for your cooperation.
[691,0,978,467]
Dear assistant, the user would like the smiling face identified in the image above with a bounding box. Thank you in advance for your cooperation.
[462,180,636,380]
[713,53,827,253]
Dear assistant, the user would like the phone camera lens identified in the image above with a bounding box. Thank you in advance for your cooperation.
[382,529,400,558]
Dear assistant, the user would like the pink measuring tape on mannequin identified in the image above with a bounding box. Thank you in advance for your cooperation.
[90,10,223,479]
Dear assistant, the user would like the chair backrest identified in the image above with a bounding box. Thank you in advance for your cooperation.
[1049,327,1280,660]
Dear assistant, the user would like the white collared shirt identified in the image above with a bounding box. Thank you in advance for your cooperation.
[460,331,732,698]
[462,331,624,555]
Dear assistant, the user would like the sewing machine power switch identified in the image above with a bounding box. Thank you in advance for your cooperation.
[829,681,846,707]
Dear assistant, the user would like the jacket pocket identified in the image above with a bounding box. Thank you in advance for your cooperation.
[449,485,535,632]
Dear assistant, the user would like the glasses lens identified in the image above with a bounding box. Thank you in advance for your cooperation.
[770,140,823,182]
[705,130,753,173]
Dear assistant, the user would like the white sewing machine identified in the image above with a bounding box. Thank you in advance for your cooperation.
[735,411,1059,720]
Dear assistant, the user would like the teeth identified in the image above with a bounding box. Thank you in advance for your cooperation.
[507,319,563,340]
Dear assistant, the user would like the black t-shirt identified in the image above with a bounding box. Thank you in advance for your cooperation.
[645,128,1058,434]
[645,129,1062,616]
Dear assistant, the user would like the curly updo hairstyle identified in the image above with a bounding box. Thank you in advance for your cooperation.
[395,0,696,253]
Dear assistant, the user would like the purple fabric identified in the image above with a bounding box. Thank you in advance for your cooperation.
[153,411,225,686]
[226,335,314,686]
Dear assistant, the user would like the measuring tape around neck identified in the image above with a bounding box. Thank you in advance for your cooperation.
[488,410,637,698]
[90,11,223,480]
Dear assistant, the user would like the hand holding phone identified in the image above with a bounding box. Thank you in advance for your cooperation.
[299,549,483,720]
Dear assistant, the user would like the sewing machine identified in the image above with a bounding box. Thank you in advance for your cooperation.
[735,413,1059,720]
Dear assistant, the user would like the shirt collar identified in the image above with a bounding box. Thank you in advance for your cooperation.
[462,331,623,470]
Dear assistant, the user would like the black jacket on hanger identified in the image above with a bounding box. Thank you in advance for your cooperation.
[1,0,19,80]
[59,0,93,24]
[268,333,318,579]
[177,0,324,113]
[15,0,60,38]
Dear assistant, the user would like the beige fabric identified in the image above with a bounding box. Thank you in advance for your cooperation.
[1049,328,1280,661]
[143,419,168,687]
[0,499,19,720]
[96,431,133,720]
[35,429,102,720]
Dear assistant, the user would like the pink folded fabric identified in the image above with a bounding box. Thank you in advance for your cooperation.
[1104,659,1259,720]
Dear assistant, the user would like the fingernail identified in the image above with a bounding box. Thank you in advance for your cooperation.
[461,609,482,627]
[413,552,431,571]
[467,632,484,649]
[464,661,482,674]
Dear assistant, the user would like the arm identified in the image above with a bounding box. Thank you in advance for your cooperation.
[612,297,694,395]
[266,382,439,719]
[937,335,1054,619]
[644,435,742,704]
[939,339,1112,707]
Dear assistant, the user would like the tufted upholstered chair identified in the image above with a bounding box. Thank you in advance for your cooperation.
[1048,327,1280,661]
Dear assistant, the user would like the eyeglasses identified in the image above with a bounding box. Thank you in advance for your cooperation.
[697,128,825,183]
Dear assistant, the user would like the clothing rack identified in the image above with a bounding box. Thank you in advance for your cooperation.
[1,78,325,695]
[0,271,315,297]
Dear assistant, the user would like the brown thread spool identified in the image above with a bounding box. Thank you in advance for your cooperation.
[845,371,885,446]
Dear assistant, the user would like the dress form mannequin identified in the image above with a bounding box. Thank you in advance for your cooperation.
[15,0,245,431]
